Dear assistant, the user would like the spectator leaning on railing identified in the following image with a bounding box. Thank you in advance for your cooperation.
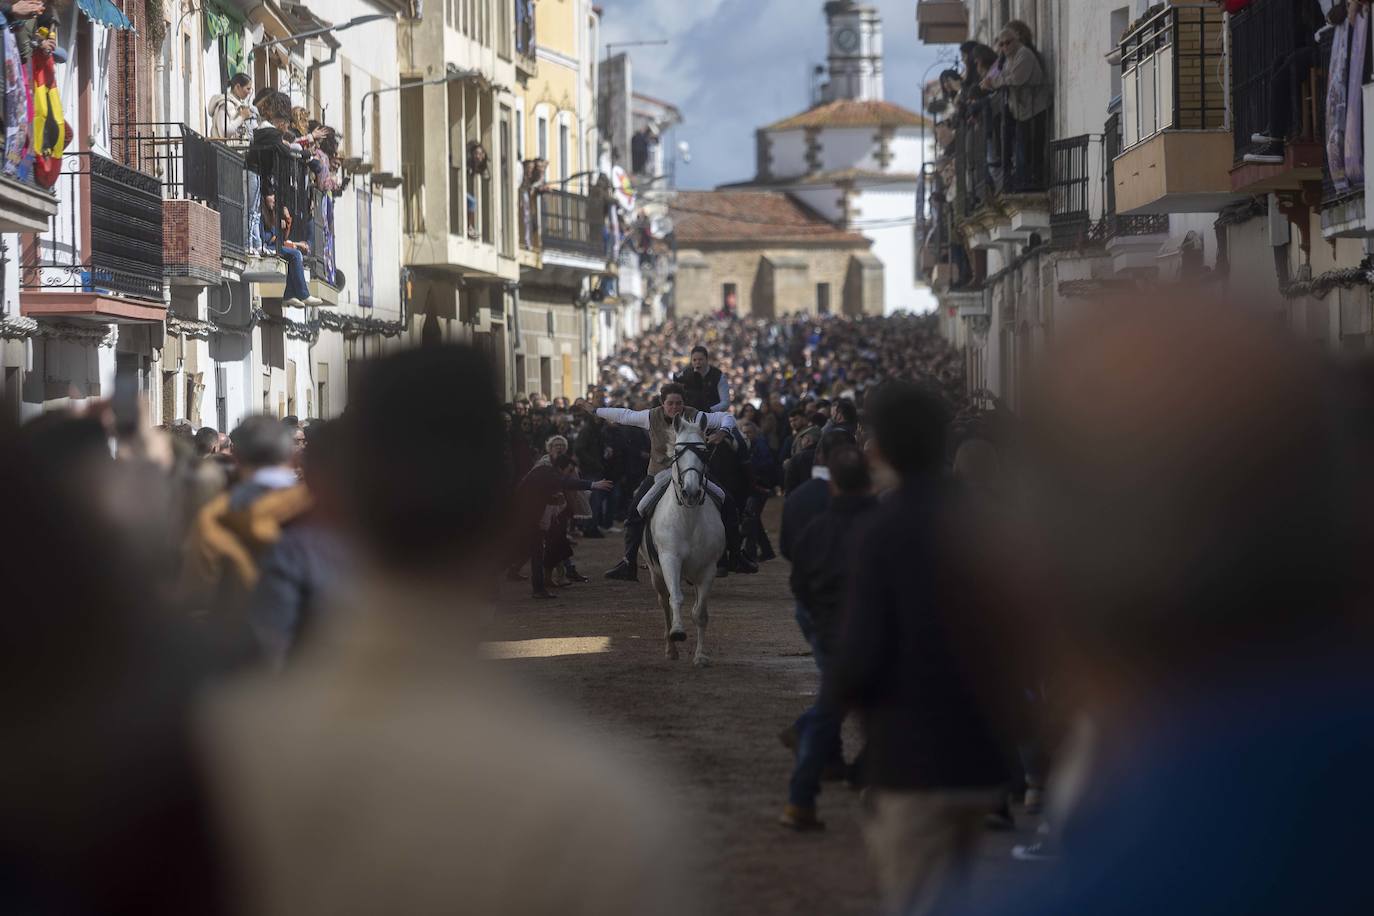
[980,21,1052,192]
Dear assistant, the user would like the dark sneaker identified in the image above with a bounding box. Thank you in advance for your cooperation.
[1243,142,1284,164]
[532,590,558,600]
[604,559,638,582]
[778,803,826,831]
[566,570,590,583]
[757,548,778,563]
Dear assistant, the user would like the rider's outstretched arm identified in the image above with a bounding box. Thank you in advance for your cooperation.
[704,411,737,431]
[595,407,651,429]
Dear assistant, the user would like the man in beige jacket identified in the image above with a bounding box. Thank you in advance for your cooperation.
[199,345,697,916]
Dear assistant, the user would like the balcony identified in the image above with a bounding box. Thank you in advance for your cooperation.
[0,172,59,234]
[20,152,166,323]
[539,189,602,259]
[1112,4,1237,214]
[1229,0,1328,195]
[916,1,968,45]
[953,94,1051,245]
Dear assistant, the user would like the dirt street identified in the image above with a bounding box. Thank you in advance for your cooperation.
[490,508,1042,915]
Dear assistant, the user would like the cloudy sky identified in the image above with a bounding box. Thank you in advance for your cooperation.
[596,0,954,189]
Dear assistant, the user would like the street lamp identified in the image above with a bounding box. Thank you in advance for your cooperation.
[254,13,396,53]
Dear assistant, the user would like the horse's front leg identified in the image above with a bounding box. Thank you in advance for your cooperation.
[691,571,716,668]
[659,553,687,643]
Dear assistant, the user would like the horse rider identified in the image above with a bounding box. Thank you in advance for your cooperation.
[598,383,759,581]
[675,345,730,413]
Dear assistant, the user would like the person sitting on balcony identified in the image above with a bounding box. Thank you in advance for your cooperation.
[520,157,547,249]
[1244,1,1342,165]
[980,23,1052,193]
[467,141,489,240]
[208,73,255,142]
[260,191,322,309]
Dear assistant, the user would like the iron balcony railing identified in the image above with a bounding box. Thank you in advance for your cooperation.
[1120,3,1226,150]
[1101,109,1170,239]
[1050,134,1092,244]
[515,0,537,68]
[112,122,249,257]
[953,92,1049,221]
[22,152,164,301]
[539,188,601,258]
[1230,0,1320,160]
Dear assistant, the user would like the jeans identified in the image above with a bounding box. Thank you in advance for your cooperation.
[788,629,845,807]
[247,171,262,252]
[586,475,613,529]
[277,245,311,302]
[742,493,773,558]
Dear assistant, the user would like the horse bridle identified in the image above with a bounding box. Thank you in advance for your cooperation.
[670,441,710,507]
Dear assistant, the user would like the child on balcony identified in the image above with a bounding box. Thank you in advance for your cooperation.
[261,191,321,309]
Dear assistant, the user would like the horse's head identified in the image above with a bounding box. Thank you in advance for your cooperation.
[670,413,710,506]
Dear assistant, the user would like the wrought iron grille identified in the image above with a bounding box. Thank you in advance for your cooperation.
[1120,4,1226,150]
[1230,0,1312,159]
[22,152,164,301]
[540,188,602,257]
[1050,134,1092,244]
[1101,110,1170,239]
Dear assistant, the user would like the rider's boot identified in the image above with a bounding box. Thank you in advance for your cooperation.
[729,550,759,574]
[605,557,639,581]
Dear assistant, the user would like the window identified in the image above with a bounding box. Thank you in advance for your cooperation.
[537,115,548,161]
[500,106,514,255]
[722,283,738,314]
[539,356,553,397]
[559,121,570,182]
[317,363,329,419]
[182,32,192,127]
[515,354,526,393]
[816,282,831,315]
[357,186,374,305]
[401,79,425,233]
[4,366,21,424]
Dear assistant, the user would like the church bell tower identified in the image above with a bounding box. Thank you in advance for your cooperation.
[822,1,883,102]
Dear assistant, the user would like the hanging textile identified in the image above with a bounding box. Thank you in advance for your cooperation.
[205,2,246,77]
[2,15,27,178]
[75,0,134,31]
[1343,8,1367,187]
[1327,19,1352,192]
[30,44,68,188]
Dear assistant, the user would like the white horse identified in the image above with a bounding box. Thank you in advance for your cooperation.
[643,413,727,667]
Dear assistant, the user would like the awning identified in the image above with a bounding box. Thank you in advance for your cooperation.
[78,0,135,31]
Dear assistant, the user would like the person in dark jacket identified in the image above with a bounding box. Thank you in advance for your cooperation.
[779,445,877,830]
[514,454,612,598]
[573,411,611,534]
[779,429,855,563]
[674,345,729,412]
[834,381,1007,915]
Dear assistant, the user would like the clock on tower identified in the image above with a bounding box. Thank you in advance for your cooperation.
[822,2,883,102]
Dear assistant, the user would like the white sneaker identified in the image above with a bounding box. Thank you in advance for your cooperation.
[1250,131,1279,144]
[1243,142,1284,165]
[283,297,305,308]
[303,296,324,306]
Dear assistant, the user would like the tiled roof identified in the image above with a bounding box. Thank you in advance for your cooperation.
[764,99,931,131]
[670,191,869,246]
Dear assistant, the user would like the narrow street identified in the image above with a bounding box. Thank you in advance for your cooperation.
[490,507,1042,915]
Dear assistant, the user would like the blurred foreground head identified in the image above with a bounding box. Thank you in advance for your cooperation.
[340,344,506,577]
[1026,297,1369,703]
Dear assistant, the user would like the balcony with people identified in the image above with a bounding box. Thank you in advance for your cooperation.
[1111,3,1236,215]
[515,0,538,74]
[941,22,1054,247]
[243,89,346,307]
[916,1,969,45]
[1228,0,1346,201]
[0,1,67,234]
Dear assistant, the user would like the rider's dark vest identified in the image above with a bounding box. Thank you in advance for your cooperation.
[677,366,723,412]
